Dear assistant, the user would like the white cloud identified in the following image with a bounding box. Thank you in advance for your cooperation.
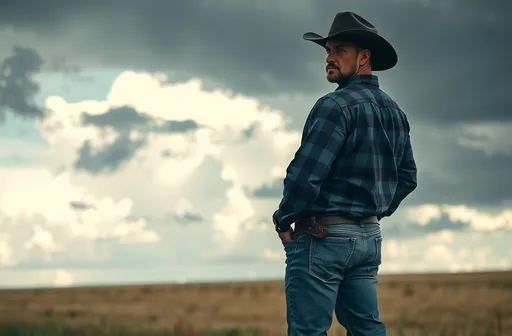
[263,248,283,261]
[426,230,454,244]
[0,70,301,283]
[405,204,512,231]
[0,233,14,267]
[406,204,442,225]
[54,269,74,287]
[106,73,286,133]
[381,233,509,274]
[0,167,159,267]
[0,169,158,233]
[24,224,58,253]
[36,71,299,243]
[212,186,256,244]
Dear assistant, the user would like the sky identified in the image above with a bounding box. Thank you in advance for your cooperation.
[0,0,511,288]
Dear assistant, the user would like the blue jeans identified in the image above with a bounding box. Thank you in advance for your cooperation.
[283,223,386,336]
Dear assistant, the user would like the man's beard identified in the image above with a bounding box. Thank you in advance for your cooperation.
[326,64,356,84]
[326,70,345,83]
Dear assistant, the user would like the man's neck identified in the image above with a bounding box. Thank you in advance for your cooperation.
[355,68,372,76]
[335,73,378,90]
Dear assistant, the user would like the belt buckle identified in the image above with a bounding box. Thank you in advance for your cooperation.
[308,221,328,238]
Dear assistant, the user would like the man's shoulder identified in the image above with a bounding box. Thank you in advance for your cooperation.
[327,85,400,111]
[309,94,342,114]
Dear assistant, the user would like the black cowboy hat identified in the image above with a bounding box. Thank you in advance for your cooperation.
[303,11,398,71]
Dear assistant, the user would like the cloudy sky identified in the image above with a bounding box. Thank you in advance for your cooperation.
[0,0,510,288]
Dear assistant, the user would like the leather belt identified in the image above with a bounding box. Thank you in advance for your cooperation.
[294,215,379,238]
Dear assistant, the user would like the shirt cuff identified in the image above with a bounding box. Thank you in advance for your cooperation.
[272,210,291,232]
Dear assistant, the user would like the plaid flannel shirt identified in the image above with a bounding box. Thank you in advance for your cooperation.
[273,75,417,232]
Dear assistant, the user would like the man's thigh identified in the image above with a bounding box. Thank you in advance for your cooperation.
[284,232,357,336]
[335,232,387,336]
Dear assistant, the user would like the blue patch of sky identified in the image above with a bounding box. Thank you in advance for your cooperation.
[1,69,121,141]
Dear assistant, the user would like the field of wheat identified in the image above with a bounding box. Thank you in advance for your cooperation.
[0,271,511,335]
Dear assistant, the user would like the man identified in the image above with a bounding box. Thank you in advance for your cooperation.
[272,11,417,336]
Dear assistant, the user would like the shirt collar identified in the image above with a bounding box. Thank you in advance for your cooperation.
[335,74,379,90]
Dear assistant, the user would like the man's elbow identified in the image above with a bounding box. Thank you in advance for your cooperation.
[404,172,417,193]
[399,168,417,193]
[407,179,417,193]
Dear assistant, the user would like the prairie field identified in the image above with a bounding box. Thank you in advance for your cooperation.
[0,271,511,335]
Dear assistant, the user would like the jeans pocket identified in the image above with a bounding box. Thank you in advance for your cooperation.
[308,236,356,282]
[283,232,305,248]
[368,237,383,278]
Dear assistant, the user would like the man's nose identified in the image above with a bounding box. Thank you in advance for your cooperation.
[326,52,335,64]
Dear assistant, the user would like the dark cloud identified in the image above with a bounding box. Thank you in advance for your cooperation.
[172,212,204,225]
[0,0,318,96]
[69,201,95,211]
[242,124,257,139]
[250,179,282,199]
[82,106,150,130]
[81,106,199,134]
[402,127,512,208]
[75,106,199,174]
[75,136,145,174]
[0,46,45,122]
[0,0,509,127]
[128,212,204,225]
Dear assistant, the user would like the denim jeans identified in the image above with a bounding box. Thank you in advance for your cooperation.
[283,223,386,336]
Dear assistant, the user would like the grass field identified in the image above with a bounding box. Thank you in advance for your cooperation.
[0,271,511,335]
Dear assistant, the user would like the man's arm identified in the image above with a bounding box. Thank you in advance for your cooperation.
[379,132,417,219]
[272,96,348,232]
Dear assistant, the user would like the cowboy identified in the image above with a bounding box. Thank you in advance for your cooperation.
[272,12,417,335]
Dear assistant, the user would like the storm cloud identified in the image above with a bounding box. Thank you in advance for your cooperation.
[0,46,45,122]
[74,106,200,174]
[0,0,509,126]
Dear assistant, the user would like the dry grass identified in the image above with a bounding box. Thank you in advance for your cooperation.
[0,271,511,335]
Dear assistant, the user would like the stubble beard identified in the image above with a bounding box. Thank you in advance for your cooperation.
[326,70,345,83]
[326,65,357,84]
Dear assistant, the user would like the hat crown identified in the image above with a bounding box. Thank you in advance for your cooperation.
[328,11,378,36]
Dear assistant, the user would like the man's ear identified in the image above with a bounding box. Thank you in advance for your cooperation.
[359,49,371,66]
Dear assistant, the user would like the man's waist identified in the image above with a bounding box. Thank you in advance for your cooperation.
[295,215,379,226]
[302,195,393,217]
[294,215,379,238]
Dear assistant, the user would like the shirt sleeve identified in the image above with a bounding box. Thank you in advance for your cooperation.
[379,132,417,218]
[273,96,348,231]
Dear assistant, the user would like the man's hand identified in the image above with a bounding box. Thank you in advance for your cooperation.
[278,228,294,245]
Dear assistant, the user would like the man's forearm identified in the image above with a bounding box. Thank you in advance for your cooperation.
[380,131,417,219]
[380,181,416,218]
[273,172,322,231]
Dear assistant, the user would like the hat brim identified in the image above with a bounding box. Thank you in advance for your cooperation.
[303,30,398,71]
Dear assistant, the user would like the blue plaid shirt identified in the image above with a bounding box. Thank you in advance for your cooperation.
[273,75,417,232]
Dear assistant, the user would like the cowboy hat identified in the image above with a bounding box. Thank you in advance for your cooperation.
[303,11,398,71]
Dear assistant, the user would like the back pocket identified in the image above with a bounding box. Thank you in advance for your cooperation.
[368,237,383,278]
[308,237,356,282]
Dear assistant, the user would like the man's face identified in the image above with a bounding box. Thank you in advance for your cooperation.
[324,40,361,83]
